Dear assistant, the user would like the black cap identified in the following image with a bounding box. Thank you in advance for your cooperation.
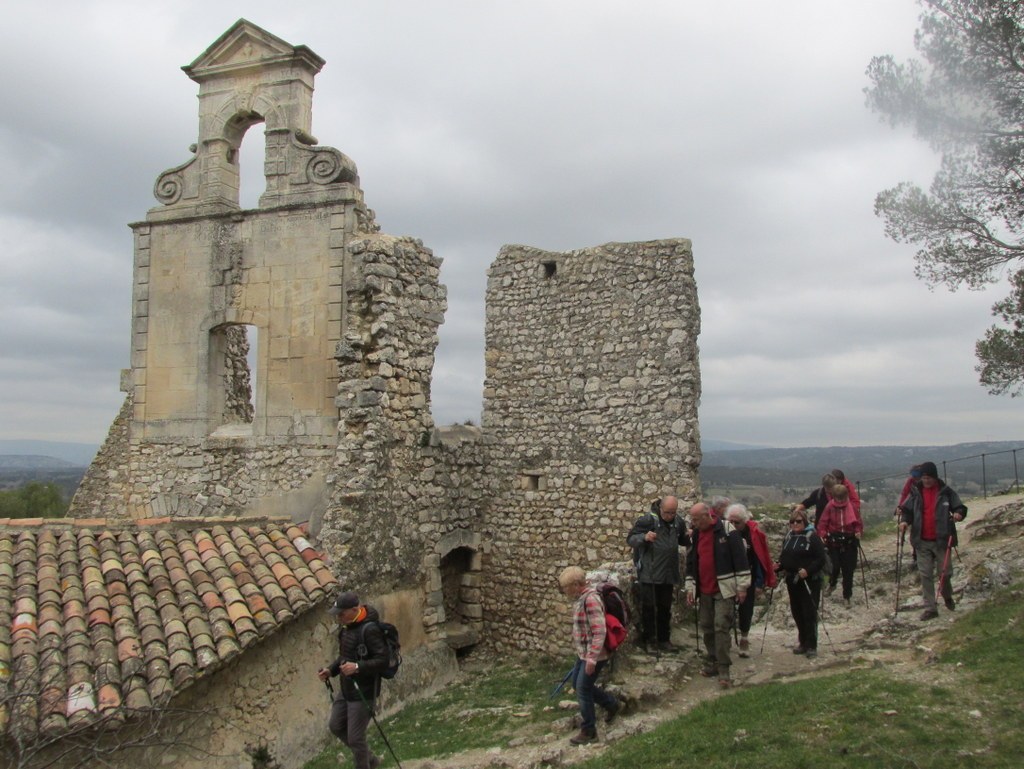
[920,462,938,479]
[327,591,359,615]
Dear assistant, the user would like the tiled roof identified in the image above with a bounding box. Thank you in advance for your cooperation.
[0,517,337,740]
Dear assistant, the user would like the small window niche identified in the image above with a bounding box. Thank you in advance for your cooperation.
[520,472,547,491]
[542,261,557,279]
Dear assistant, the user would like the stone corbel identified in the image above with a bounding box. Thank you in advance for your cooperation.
[152,145,200,206]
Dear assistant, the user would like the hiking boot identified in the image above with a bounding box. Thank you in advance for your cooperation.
[805,649,818,659]
[604,698,621,725]
[844,597,852,608]
[919,609,939,621]
[737,637,750,658]
[700,664,719,678]
[570,729,597,745]
[944,597,956,611]
[792,645,807,655]
[827,582,836,596]
[658,640,678,653]
[718,678,732,689]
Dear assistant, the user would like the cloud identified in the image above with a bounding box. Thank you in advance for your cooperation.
[0,1,1020,450]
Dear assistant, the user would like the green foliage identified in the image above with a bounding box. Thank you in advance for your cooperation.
[0,482,67,518]
[865,0,1024,394]
[976,270,1024,396]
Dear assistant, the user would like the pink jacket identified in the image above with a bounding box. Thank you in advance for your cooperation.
[819,499,863,539]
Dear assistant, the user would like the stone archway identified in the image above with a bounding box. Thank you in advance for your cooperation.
[430,529,483,653]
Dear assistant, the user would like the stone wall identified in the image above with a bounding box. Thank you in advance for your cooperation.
[480,240,702,654]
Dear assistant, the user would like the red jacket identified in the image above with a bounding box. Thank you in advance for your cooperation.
[746,520,778,589]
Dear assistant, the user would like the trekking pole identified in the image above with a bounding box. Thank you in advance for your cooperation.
[352,679,404,769]
[732,599,740,646]
[758,587,776,655]
[549,660,580,700]
[650,582,661,659]
[804,580,836,656]
[857,541,870,608]
[324,678,335,702]
[894,530,905,616]
[936,533,955,605]
[693,593,701,658]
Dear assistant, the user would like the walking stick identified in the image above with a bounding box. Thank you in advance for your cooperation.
[693,592,701,658]
[804,580,836,656]
[549,660,580,700]
[894,530,905,616]
[857,541,870,607]
[352,679,404,769]
[937,533,955,604]
[758,587,776,655]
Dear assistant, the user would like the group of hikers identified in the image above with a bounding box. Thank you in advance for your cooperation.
[316,462,969,761]
[558,461,967,745]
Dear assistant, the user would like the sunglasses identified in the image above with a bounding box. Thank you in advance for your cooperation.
[789,519,805,525]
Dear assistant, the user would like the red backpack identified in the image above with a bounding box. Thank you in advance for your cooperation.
[597,583,630,652]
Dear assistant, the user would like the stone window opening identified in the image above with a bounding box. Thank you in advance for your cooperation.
[521,472,546,491]
[439,546,481,655]
[209,323,259,436]
[236,120,268,209]
[543,261,557,278]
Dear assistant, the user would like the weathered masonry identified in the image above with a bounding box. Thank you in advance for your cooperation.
[60,18,703,767]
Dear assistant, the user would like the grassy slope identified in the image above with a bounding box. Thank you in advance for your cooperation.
[304,582,1024,768]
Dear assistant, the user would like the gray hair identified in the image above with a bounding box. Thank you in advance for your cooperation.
[711,496,731,512]
[725,503,751,523]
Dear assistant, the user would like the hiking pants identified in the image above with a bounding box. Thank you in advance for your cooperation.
[698,592,735,678]
[329,696,378,769]
[736,582,756,636]
[786,577,819,651]
[638,582,674,643]
[573,658,617,733]
[828,541,858,600]
[916,538,953,613]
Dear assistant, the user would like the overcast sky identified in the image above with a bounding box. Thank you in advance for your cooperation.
[1,0,1020,449]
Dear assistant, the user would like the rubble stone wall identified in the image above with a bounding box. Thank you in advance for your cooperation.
[480,240,703,654]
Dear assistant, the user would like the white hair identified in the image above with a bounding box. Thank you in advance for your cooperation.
[725,503,751,523]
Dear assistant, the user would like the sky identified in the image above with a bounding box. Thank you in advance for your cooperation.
[0,0,1020,450]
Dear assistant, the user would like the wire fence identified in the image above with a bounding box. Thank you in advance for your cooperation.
[856,447,1023,503]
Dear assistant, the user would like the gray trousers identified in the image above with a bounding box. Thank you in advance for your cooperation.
[328,696,377,769]
[698,592,735,678]
[917,539,953,612]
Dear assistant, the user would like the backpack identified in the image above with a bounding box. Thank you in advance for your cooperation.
[597,583,630,652]
[357,621,402,679]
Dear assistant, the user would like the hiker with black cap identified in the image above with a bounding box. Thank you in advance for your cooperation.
[897,462,967,621]
[317,592,389,769]
[626,495,690,652]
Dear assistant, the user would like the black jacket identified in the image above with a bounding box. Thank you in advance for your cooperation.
[627,506,691,585]
[899,480,967,547]
[777,526,827,585]
[800,486,831,525]
[327,606,389,701]
[684,518,750,599]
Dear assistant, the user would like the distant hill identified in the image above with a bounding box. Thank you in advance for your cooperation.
[701,440,1024,492]
[701,439,770,452]
[0,440,97,467]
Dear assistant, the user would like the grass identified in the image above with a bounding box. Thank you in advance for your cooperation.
[577,581,1024,769]
[304,582,1024,769]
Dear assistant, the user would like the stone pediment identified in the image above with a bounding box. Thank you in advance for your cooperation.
[183,18,324,82]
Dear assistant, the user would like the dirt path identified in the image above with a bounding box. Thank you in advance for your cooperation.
[404,493,1024,769]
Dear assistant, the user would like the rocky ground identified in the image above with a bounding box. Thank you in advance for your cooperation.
[400,492,1024,769]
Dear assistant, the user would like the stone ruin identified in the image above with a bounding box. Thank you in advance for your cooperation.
[69,19,703,673]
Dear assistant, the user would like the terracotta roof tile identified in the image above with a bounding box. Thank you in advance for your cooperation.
[0,517,338,741]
